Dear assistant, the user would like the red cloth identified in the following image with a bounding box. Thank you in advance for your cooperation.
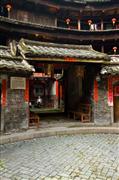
[94,80,98,103]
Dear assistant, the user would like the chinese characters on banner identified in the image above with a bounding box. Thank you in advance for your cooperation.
[94,80,98,103]
[108,77,113,106]
[1,79,7,107]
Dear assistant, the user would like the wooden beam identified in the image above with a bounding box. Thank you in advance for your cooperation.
[26,57,105,63]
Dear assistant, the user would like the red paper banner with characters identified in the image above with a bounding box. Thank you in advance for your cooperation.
[56,80,59,97]
[108,77,113,106]
[1,79,7,107]
[94,80,98,103]
[24,79,29,102]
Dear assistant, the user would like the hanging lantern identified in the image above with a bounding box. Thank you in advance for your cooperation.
[65,18,71,25]
[88,19,92,26]
[112,18,117,25]
[113,46,117,53]
[6,3,12,18]
[6,3,12,12]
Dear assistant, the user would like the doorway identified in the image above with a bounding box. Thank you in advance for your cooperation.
[29,62,66,113]
[114,85,119,122]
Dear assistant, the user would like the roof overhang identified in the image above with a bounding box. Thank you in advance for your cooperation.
[0,46,34,75]
[101,55,119,75]
[17,38,110,63]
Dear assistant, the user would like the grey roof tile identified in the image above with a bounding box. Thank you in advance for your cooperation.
[101,55,119,75]
[0,46,34,73]
[18,39,110,62]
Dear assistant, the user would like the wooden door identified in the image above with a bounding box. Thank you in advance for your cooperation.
[114,86,119,122]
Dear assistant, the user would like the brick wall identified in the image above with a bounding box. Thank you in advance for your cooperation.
[92,77,112,125]
[1,76,29,132]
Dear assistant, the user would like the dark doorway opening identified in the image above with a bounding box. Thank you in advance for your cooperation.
[28,62,93,127]
[113,84,119,122]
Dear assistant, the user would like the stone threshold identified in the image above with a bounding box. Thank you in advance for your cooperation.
[0,125,119,145]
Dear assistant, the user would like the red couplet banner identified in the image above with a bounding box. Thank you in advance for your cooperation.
[2,79,7,107]
[94,80,98,103]
[56,80,58,97]
[24,79,29,102]
[108,77,113,106]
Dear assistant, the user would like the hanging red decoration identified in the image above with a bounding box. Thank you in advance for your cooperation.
[113,46,117,53]
[88,19,92,26]
[24,79,29,102]
[108,77,113,106]
[93,79,98,103]
[66,18,71,25]
[2,79,7,107]
[6,3,12,12]
[6,2,12,18]
[56,80,59,97]
[112,18,117,25]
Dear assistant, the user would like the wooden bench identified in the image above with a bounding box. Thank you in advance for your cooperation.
[29,113,40,128]
[68,104,91,123]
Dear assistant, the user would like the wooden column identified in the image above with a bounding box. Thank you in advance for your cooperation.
[55,18,57,27]
[101,44,104,53]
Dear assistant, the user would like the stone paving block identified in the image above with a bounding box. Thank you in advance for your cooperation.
[0,134,119,180]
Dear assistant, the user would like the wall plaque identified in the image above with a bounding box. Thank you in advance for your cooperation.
[10,77,26,89]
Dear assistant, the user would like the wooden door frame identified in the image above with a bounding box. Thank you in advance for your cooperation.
[113,82,119,123]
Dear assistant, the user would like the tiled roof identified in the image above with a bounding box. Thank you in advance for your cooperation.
[18,39,110,62]
[0,46,34,73]
[101,55,119,75]
[0,46,15,59]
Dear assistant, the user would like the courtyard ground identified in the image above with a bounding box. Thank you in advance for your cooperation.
[0,134,119,180]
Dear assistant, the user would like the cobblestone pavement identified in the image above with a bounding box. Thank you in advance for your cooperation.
[0,134,119,180]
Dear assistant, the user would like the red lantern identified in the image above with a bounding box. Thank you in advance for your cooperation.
[112,18,117,25]
[113,46,117,53]
[6,4,12,12]
[66,18,71,25]
[6,3,12,18]
[88,19,92,26]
